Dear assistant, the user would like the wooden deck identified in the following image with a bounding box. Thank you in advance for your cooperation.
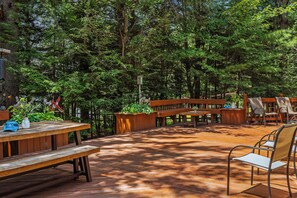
[2,124,297,198]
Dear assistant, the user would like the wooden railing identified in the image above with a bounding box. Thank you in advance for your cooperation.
[149,98,226,126]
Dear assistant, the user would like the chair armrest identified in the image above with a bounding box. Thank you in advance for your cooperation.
[228,145,273,160]
[256,130,278,146]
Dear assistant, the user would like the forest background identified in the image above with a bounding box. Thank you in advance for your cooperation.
[0,0,296,121]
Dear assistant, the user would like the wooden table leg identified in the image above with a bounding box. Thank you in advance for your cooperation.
[74,131,82,145]
[194,116,197,128]
[51,135,57,150]
[182,115,186,126]
[158,117,166,127]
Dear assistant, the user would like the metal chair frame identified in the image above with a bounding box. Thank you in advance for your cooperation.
[227,124,297,198]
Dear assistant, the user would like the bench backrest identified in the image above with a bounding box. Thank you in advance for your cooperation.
[150,99,226,111]
[187,99,226,109]
[150,99,186,111]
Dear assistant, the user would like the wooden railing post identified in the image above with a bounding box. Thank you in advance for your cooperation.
[243,93,248,122]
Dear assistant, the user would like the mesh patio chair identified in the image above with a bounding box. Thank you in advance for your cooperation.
[227,123,297,198]
[259,126,297,178]
[276,97,297,123]
[248,97,278,126]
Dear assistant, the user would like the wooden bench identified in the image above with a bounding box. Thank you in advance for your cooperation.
[150,99,225,126]
[150,99,190,126]
[187,99,225,122]
[0,145,100,179]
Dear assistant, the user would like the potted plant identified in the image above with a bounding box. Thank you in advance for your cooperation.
[8,97,40,128]
[192,105,198,112]
[115,103,156,134]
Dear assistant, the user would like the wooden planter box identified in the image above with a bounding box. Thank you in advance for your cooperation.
[221,108,246,125]
[115,112,156,134]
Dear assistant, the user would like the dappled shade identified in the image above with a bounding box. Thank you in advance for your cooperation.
[3,124,297,197]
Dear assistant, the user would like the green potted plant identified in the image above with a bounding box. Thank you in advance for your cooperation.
[8,97,63,128]
[8,97,39,128]
[115,103,156,134]
[192,105,198,112]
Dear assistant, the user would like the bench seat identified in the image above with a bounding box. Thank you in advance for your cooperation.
[0,145,100,178]
[198,108,222,114]
[156,108,191,117]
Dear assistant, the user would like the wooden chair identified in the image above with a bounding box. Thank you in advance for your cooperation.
[248,97,278,126]
[276,97,297,123]
[227,123,297,197]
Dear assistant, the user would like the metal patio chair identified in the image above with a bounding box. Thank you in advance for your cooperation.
[248,97,278,126]
[227,123,297,197]
[258,125,297,178]
[276,97,297,123]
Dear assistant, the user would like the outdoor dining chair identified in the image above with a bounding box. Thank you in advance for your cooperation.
[227,123,297,198]
[248,97,278,126]
[258,124,297,178]
[276,97,297,123]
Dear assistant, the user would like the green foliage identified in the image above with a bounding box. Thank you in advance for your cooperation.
[1,0,297,122]
[8,98,40,119]
[9,97,62,123]
[230,94,242,103]
[192,106,198,111]
[120,103,154,114]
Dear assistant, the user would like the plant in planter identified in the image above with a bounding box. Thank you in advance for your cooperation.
[121,103,154,114]
[8,97,62,128]
[116,103,156,134]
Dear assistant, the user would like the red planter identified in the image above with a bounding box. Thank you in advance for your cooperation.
[115,112,156,134]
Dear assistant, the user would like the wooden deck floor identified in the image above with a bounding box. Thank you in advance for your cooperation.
[3,124,297,198]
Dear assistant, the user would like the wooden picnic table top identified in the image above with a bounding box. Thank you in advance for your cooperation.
[0,121,90,143]
[179,111,211,116]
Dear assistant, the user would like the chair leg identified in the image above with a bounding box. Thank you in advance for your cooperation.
[293,145,297,179]
[227,158,231,195]
[251,166,254,185]
[264,116,266,127]
[287,163,292,197]
[268,170,272,198]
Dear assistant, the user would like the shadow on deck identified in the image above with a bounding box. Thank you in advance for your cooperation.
[2,124,297,198]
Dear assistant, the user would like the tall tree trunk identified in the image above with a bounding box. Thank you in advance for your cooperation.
[183,41,194,98]
[276,0,289,29]
[116,1,128,57]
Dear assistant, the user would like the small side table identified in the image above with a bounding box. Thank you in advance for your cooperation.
[180,111,210,127]
[221,108,246,125]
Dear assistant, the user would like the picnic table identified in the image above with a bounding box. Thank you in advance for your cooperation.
[180,111,211,127]
[0,121,100,197]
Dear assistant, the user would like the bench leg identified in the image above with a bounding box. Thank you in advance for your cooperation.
[73,159,80,180]
[83,156,92,182]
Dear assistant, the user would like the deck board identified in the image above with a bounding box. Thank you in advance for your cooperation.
[1,124,297,198]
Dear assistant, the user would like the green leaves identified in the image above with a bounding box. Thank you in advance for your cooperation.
[120,103,154,114]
